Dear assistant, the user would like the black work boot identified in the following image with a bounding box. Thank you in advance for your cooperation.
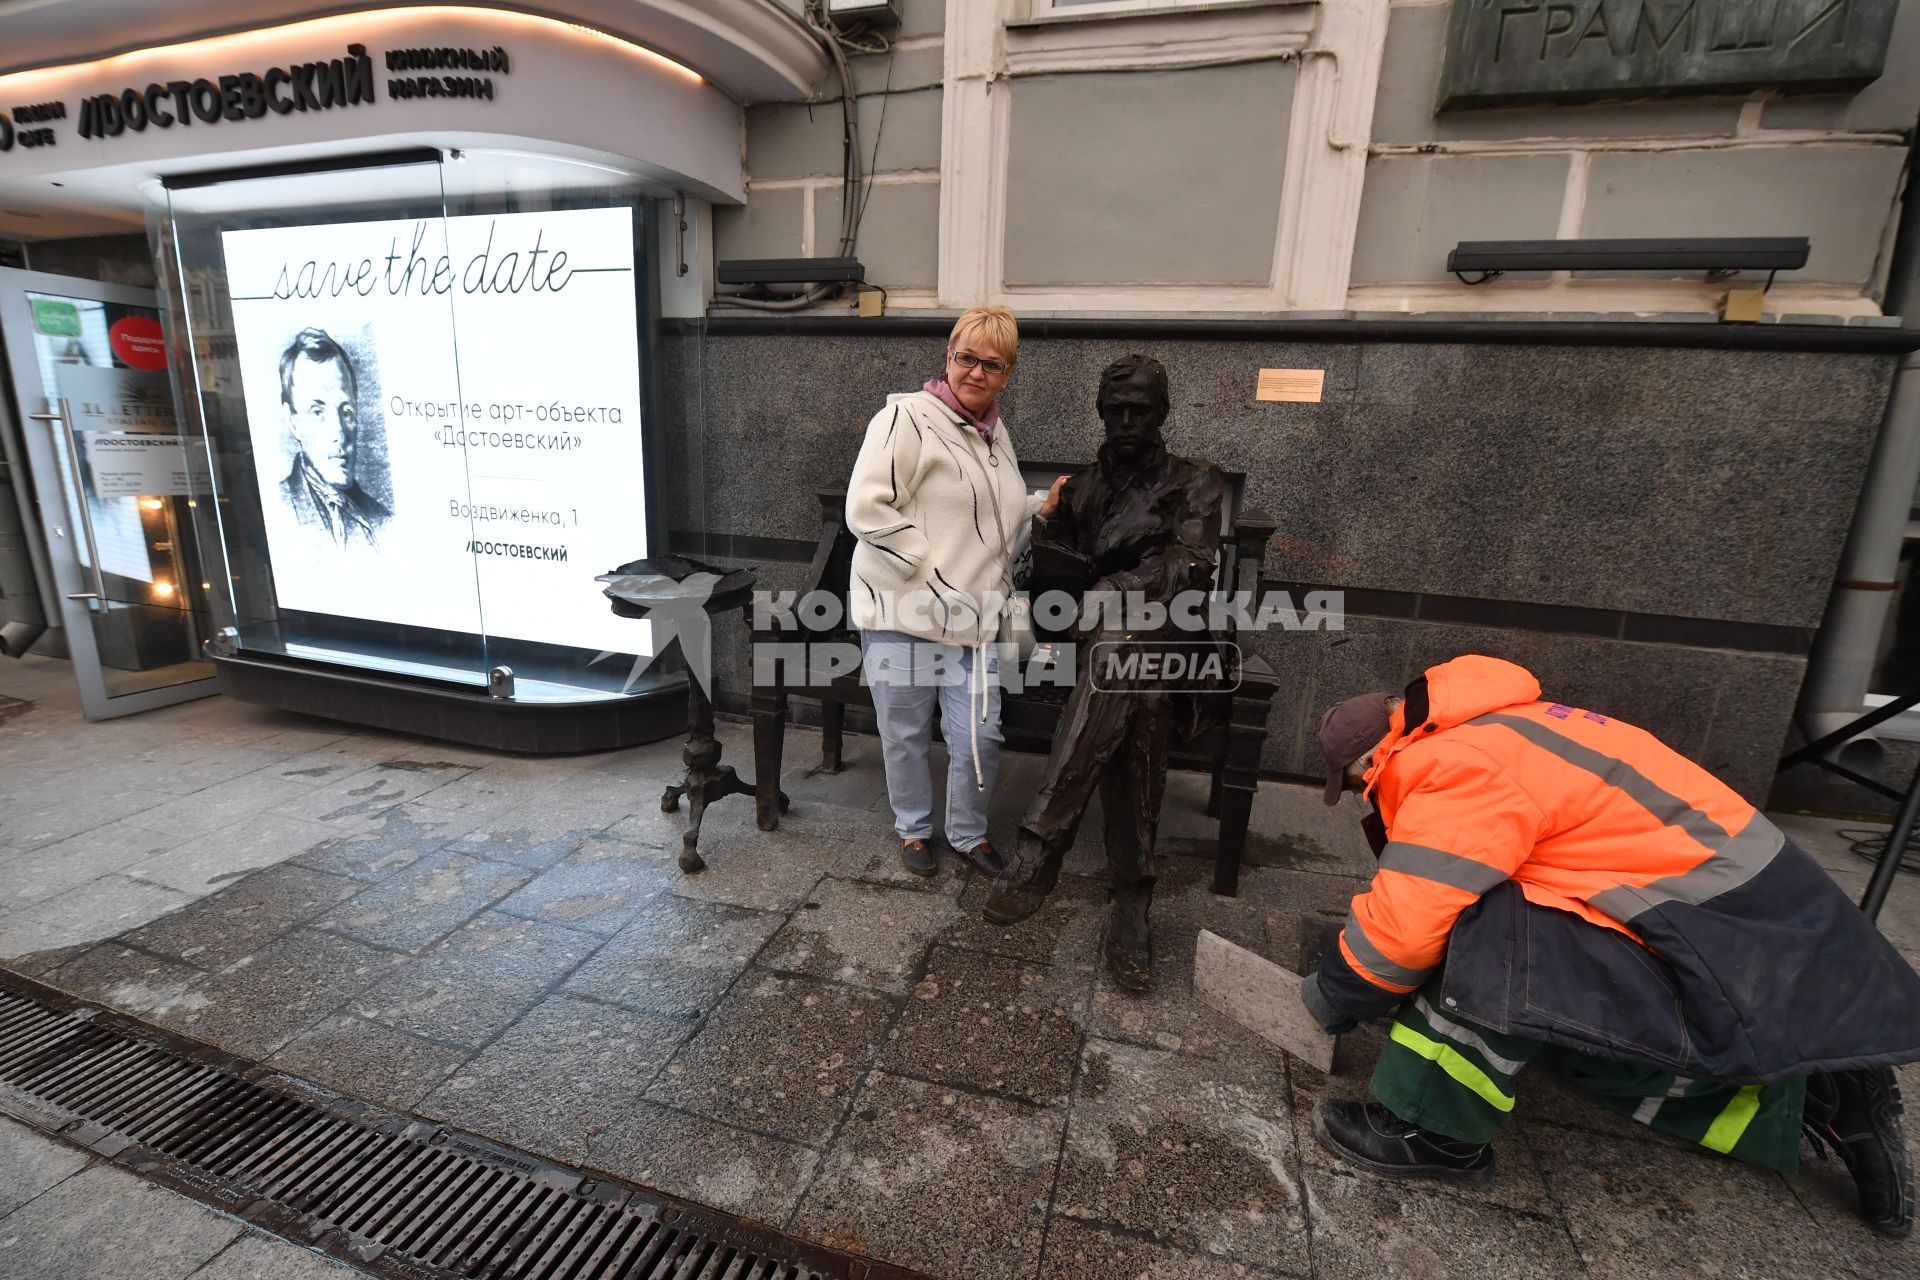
[899,837,937,878]
[982,831,1062,925]
[1312,1099,1497,1188]
[1804,1066,1913,1238]
[1104,882,1153,991]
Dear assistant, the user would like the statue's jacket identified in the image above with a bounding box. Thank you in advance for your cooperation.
[1033,442,1232,740]
[1315,653,1920,1082]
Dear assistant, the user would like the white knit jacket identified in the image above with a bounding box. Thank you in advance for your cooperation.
[845,390,1039,645]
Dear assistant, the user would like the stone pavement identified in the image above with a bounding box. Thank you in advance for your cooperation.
[0,653,1917,1280]
[0,1113,362,1280]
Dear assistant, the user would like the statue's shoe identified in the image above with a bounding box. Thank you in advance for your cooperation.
[982,876,1049,925]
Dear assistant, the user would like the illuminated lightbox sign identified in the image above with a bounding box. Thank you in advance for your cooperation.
[0,43,510,154]
[223,205,650,656]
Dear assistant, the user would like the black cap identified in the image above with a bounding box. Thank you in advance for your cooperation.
[1317,692,1392,806]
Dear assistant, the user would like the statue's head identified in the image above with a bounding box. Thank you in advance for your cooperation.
[1096,353,1169,467]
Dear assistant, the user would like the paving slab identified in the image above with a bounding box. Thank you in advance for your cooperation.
[1302,1172,1584,1280]
[352,912,601,1049]
[1055,1037,1308,1273]
[2,785,176,850]
[1193,931,1334,1072]
[645,968,898,1147]
[0,1162,242,1280]
[492,847,679,936]
[43,942,204,1017]
[124,813,341,897]
[291,804,462,882]
[416,994,691,1164]
[162,928,407,1059]
[316,849,534,953]
[132,769,324,839]
[268,1014,473,1113]
[0,820,187,911]
[403,759,571,819]
[118,864,363,972]
[879,945,1090,1106]
[269,760,469,829]
[0,874,194,968]
[187,1230,367,1280]
[1037,1218,1298,1280]
[1541,1121,1832,1280]
[588,1102,822,1227]
[443,825,618,871]
[650,829,836,913]
[789,1070,1064,1280]
[270,740,392,786]
[0,1116,88,1218]
[759,877,952,995]
[448,770,654,844]
[562,894,785,1019]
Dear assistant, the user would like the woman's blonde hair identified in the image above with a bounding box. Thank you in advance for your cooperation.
[948,305,1019,366]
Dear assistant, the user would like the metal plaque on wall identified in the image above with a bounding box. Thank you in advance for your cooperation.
[1438,0,1900,109]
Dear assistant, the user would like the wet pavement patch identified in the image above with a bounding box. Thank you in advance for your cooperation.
[0,695,31,726]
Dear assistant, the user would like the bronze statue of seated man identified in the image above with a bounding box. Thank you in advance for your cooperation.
[983,353,1227,991]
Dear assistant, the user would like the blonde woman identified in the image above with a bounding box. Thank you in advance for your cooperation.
[845,306,1064,876]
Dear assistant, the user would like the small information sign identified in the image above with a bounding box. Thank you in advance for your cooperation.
[1256,368,1325,404]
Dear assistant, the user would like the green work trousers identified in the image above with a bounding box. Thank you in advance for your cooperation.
[1371,990,1807,1174]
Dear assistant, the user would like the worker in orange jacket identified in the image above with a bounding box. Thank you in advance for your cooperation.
[1305,654,1920,1238]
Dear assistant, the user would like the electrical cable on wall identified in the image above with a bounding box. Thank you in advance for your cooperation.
[714,3,891,312]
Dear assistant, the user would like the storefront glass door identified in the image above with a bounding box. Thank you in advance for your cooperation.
[0,267,216,718]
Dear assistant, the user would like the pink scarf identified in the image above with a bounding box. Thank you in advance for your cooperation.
[924,376,999,444]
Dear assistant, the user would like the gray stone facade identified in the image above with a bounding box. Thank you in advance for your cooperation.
[660,323,1898,806]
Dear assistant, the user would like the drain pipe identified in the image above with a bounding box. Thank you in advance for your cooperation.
[1797,132,1920,772]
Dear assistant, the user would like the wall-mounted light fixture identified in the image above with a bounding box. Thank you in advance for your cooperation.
[716,257,866,286]
[1447,237,1810,286]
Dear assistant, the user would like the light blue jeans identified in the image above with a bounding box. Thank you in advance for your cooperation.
[860,629,1003,851]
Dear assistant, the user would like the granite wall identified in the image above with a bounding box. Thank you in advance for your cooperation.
[660,322,1900,805]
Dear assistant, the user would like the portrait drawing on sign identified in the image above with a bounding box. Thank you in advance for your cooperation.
[276,326,392,548]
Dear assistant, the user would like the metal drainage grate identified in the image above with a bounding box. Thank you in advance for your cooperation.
[0,971,927,1280]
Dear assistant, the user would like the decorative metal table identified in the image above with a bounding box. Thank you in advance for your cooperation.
[601,556,788,872]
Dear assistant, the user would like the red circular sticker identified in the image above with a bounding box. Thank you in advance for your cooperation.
[109,316,167,371]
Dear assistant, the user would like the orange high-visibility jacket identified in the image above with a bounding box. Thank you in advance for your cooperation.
[1314,654,1920,1080]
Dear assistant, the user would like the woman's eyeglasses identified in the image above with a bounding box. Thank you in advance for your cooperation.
[949,349,1010,377]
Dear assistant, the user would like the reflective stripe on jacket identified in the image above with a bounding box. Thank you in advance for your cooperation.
[1316,653,1920,1080]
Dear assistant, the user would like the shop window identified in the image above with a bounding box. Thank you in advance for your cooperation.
[152,151,676,702]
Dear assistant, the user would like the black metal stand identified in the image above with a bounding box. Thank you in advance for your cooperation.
[661,670,787,873]
[1776,691,1920,922]
[602,555,789,875]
